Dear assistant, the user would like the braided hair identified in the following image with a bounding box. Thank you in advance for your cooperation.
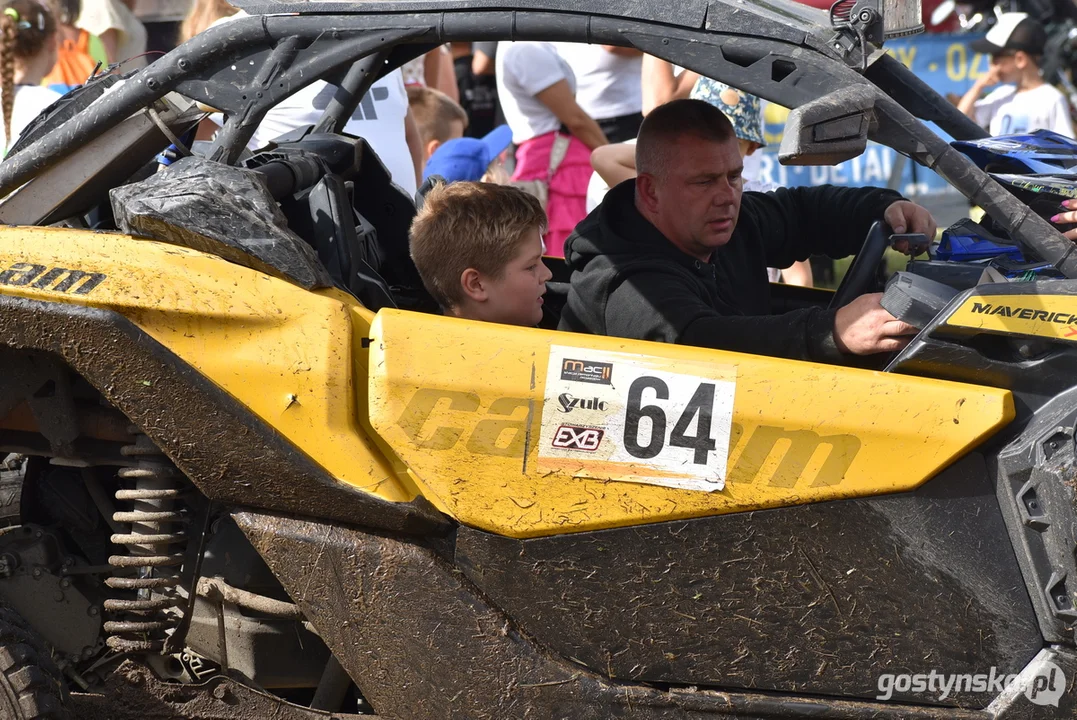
[0,0,55,150]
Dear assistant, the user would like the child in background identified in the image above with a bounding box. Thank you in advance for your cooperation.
[406,85,468,164]
[422,124,512,183]
[43,0,104,91]
[409,181,552,326]
[0,0,60,154]
[958,13,1075,137]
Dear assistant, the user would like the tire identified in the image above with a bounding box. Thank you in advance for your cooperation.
[0,606,69,720]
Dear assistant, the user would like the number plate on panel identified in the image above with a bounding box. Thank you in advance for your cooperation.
[538,346,736,492]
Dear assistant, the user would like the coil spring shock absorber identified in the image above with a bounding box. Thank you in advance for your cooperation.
[103,431,190,652]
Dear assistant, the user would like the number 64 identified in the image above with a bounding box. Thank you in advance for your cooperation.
[623,376,717,465]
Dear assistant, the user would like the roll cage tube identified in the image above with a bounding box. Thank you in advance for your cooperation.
[865,52,988,142]
[312,48,399,135]
[0,9,863,196]
[868,91,1077,276]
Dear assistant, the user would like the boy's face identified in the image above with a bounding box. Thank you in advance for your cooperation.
[990,50,1030,84]
[478,228,552,327]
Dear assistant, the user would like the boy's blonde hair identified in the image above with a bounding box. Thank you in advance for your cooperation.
[410,182,547,310]
[407,85,469,146]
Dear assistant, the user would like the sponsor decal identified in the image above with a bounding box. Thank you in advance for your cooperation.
[560,358,612,385]
[0,262,107,295]
[540,346,738,492]
[551,425,605,451]
[557,393,608,413]
[968,301,1077,325]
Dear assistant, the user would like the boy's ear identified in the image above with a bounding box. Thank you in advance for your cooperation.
[425,139,442,162]
[460,268,488,303]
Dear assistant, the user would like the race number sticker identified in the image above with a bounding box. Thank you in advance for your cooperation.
[538,346,736,492]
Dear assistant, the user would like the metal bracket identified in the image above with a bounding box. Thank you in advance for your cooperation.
[828,0,882,70]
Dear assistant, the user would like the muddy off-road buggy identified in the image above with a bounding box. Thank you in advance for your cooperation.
[0,0,1076,717]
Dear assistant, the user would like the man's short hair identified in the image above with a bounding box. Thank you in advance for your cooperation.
[410,182,547,310]
[407,86,469,145]
[636,99,737,177]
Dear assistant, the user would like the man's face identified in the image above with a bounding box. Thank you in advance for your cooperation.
[481,228,552,327]
[638,135,744,260]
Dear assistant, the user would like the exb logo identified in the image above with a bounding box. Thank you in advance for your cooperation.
[561,359,612,385]
[552,425,604,451]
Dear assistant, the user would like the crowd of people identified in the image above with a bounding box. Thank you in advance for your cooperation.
[0,0,150,151]
[2,1,1077,366]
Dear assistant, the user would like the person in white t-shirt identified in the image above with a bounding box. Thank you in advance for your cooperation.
[958,13,1075,137]
[77,0,145,69]
[0,0,62,155]
[250,69,423,196]
[554,43,643,143]
[204,10,423,196]
[496,41,607,256]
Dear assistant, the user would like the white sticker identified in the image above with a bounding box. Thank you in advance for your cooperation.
[538,346,736,492]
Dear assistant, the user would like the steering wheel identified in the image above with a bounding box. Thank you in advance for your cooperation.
[828,220,892,310]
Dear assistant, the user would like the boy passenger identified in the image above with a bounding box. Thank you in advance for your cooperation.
[409,182,553,326]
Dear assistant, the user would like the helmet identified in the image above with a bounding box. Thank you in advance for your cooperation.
[936,218,1023,262]
[951,130,1077,175]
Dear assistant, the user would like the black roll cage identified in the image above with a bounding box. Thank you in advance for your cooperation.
[0,6,1074,276]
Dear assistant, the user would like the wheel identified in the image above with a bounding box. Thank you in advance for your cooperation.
[828,220,892,309]
[0,606,69,720]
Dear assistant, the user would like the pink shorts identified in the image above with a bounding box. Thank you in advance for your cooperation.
[511,131,593,258]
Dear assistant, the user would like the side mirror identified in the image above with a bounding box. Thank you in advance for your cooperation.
[778,86,878,166]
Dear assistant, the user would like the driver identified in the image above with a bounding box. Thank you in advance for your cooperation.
[558,99,937,363]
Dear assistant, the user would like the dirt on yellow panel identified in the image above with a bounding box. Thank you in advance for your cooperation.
[0,227,417,503]
[368,309,1014,538]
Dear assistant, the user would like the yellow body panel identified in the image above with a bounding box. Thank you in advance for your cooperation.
[948,293,1077,341]
[0,228,417,502]
[368,310,1014,538]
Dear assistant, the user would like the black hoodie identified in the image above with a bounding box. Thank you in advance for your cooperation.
[557,180,904,363]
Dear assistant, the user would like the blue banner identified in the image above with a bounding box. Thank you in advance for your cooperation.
[755,32,989,197]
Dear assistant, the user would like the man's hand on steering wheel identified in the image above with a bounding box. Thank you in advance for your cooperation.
[883,200,937,249]
[828,200,937,354]
[834,293,919,355]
